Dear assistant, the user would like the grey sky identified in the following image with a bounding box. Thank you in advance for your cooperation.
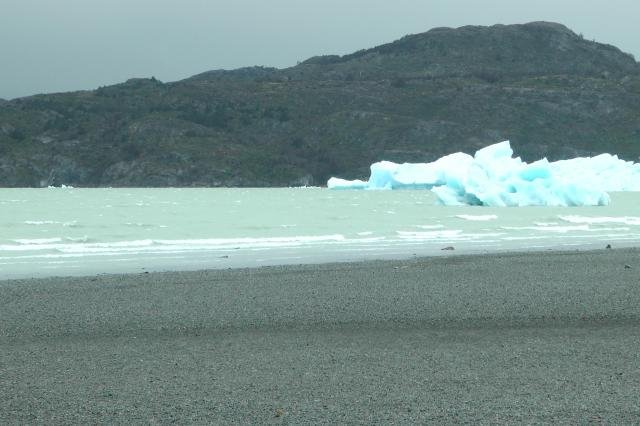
[1,0,638,99]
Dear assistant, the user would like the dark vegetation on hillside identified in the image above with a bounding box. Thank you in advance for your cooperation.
[1,22,639,187]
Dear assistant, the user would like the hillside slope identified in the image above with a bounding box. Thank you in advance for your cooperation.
[1,22,639,187]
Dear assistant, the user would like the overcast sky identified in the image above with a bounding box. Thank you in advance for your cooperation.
[1,0,638,99]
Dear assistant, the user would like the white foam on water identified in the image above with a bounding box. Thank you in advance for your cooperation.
[154,235,346,246]
[415,225,445,230]
[0,251,194,261]
[0,239,154,253]
[23,220,77,227]
[501,225,591,233]
[352,237,386,243]
[558,215,640,226]
[395,230,504,241]
[501,236,548,241]
[64,236,91,243]
[125,222,157,227]
[12,238,63,245]
[605,236,640,241]
[502,225,632,233]
[0,235,350,256]
[455,214,498,221]
[397,230,464,240]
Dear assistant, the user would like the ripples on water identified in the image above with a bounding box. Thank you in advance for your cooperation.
[1,188,639,278]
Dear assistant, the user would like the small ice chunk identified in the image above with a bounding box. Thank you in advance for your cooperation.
[327,177,368,190]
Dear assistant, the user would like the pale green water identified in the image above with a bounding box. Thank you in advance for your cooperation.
[1,188,639,279]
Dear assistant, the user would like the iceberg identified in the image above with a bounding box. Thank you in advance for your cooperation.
[327,141,640,206]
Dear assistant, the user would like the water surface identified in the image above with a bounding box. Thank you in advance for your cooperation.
[1,188,639,279]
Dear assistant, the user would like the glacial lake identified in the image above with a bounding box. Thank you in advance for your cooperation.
[1,188,639,279]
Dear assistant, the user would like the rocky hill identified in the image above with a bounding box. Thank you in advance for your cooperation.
[1,21,639,187]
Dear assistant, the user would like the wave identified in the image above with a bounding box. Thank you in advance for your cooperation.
[396,230,504,241]
[12,238,63,245]
[0,234,348,255]
[558,215,640,226]
[501,225,591,233]
[24,220,78,227]
[455,214,498,221]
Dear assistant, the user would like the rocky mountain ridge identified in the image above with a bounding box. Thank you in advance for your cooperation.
[1,21,639,187]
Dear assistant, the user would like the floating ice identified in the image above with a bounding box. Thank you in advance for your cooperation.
[47,184,74,189]
[326,177,368,190]
[328,141,640,206]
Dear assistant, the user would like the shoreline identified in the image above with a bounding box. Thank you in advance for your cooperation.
[3,248,639,422]
[2,242,638,282]
[3,247,639,326]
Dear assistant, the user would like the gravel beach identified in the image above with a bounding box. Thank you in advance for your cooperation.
[2,249,640,423]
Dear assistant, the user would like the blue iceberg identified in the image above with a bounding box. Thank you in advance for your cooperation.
[327,141,640,206]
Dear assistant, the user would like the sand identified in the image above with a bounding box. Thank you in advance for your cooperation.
[1,249,639,423]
